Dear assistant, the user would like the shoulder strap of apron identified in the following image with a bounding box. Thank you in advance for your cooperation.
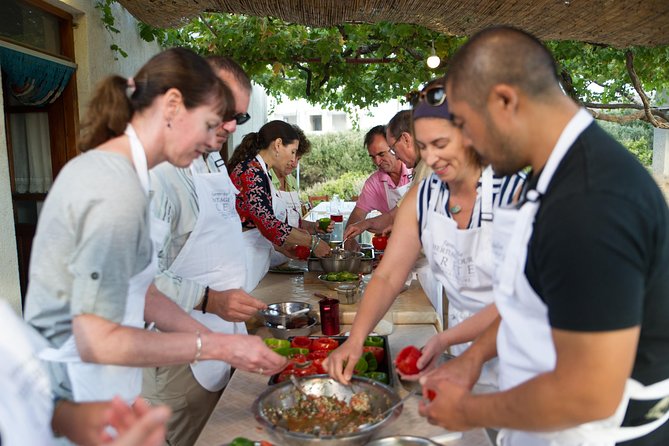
[497,108,592,295]
[124,124,150,195]
[480,166,494,222]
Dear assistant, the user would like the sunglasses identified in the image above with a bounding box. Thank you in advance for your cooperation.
[406,83,447,108]
[232,112,251,125]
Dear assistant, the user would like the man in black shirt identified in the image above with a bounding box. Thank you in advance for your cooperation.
[419,26,669,445]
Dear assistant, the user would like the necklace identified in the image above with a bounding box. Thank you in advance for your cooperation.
[450,204,462,214]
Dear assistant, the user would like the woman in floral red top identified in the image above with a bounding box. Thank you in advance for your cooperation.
[228,121,330,289]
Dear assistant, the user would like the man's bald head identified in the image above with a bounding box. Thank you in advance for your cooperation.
[447,26,561,108]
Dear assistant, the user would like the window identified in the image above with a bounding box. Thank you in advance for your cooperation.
[310,114,322,131]
[283,114,297,125]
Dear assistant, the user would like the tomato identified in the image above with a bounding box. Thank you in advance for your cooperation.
[312,357,326,374]
[277,368,297,383]
[395,345,421,375]
[371,234,388,251]
[295,245,311,260]
[307,350,329,361]
[288,353,308,363]
[311,337,339,352]
[363,346,385,364]
[293,364,318,377]
[291,336,312,350]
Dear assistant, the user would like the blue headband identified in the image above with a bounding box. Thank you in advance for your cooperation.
[412,98,452,121]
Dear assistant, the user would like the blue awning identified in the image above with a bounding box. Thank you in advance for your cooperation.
[0,40,76,107]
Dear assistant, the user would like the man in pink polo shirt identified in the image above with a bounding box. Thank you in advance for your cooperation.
[346,125,413,234]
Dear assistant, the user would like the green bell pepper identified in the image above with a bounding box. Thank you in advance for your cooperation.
[274,347,309,357]
[363,335,384,348]
[362,371,389,384]
[263,338,290,350]
[230,437,254,446]
[354,356,368,374]
[362,351,378,372]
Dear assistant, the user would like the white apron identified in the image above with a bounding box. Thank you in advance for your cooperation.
[0,302,54,445]
[168,153,247,392]
[39,124,168,403]
[270,188,302,267]
[494,109,669,446]
[420,167,498,387]
[242,155,287,291]
[384,178,411,210]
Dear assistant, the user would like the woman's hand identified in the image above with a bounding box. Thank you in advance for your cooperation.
[213,334,288,375]
[323,338,364,385]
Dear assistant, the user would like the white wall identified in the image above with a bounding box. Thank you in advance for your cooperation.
[0,0,160,314]
[228,83,268,153]
[268,95,406,134]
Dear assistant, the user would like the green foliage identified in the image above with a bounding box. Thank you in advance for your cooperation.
[145,15,463,109]
[138,13,669,124]
[301,171,369,202]
[95,0,127,59]
[599,121,653,166]
[298,131,375,188]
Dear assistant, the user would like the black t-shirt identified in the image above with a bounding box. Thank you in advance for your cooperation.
[525,123,669,445]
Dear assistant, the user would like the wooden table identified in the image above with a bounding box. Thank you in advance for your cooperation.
[247,270,443,332]
[195,324,493,446]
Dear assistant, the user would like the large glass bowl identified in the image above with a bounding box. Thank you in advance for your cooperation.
[252,375,402,446]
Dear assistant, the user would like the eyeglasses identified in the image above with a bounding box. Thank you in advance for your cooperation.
[407,84,447,108]
[232,112,251,125]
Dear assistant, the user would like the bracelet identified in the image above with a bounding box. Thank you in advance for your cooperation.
[310,234,319,251]
[192,331,202,364]
[202,286,209,314]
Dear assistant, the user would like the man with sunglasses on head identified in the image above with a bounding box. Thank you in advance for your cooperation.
[344,125,413,244]
[419,26,669,446]
[142,56,274,446]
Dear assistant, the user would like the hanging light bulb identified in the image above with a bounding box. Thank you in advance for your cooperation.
[426,40,441,69]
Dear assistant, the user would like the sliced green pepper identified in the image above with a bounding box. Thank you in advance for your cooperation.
[363,336,384,348]
[274,347,309,357]
[264,338,290,350]
[354,356,368,374]
[362,351,378,372]
[230,437,254,446]
[363,371,389,384]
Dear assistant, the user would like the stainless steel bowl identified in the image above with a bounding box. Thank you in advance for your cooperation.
[265,316,317,340]
[365,436,441,446]
[320,250,364,273]
[260,301,312,327]
[253,376,401,446]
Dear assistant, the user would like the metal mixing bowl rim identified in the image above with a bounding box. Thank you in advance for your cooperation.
[252,375,401,441]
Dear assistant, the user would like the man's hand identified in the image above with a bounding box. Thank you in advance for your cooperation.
[105,397,171,446]
[208,288,267,322]
[52,397,171,446]
[418,378,474,431]
[344,221,370,240]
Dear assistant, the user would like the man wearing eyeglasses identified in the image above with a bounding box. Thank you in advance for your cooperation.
[344,110,433,241]
[142,57,272,445]
[345,125,413,241]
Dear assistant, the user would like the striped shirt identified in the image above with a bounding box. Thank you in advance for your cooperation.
[417,171,526,240]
